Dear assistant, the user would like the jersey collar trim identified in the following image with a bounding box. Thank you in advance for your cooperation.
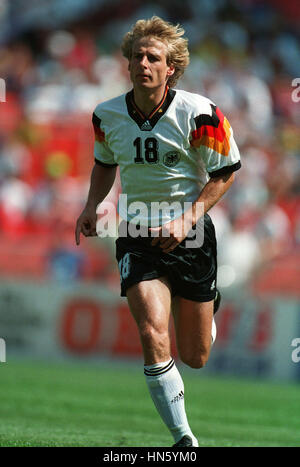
[126,87,176,131]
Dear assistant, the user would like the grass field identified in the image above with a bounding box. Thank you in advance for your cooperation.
[0,359,299,447]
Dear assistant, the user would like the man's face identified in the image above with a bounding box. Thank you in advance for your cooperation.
[129,36,174,91]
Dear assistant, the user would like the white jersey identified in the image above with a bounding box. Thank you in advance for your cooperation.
[93,87,241,226]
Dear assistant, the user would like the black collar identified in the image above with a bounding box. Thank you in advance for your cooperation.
[125,87,176,131]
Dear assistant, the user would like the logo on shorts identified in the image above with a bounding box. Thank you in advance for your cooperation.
[210,280,216,290]
[163,151,181,167]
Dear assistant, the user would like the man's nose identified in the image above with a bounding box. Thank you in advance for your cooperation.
[140,55,148,67]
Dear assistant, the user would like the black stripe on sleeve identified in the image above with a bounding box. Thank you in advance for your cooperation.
[194,104,219,129]
[208,160,241,178]
[92,112,101,126]
[94,158,118,168]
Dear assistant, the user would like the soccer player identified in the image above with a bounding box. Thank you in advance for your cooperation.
[75,16,241,447]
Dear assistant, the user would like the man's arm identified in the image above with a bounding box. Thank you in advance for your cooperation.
[75,163,117,245]
[191,171,235,223]
[151,172,235,253]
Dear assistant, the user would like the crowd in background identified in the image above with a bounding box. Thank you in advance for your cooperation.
[0,0,299,292]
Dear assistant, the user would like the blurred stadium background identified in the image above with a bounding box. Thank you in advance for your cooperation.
[0,0,300,447]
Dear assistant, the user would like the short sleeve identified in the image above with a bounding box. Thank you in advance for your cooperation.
[92,112,118,167]
[190,104,241,178]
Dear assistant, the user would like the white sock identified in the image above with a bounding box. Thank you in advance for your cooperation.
[211,317,217,345]
[144,358,198,445]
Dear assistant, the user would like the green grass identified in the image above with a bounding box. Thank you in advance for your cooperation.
[0,359,299,447]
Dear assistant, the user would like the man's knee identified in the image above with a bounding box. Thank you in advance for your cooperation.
[139,322,169,348]
[138,322,171,363]
[180,349,210,369]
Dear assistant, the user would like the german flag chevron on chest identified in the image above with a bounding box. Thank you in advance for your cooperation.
[191,104,231,157]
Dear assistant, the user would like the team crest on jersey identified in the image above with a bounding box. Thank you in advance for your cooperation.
[163,151,181,167]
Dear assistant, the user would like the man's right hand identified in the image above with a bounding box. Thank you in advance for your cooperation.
[75,206,97,245]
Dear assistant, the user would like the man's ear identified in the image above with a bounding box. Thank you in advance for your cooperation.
[167,65,175,76]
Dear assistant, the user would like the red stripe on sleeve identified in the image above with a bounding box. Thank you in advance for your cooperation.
[93,123,105,143]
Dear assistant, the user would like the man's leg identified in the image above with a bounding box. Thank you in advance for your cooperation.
[126,277,198,446]
[126,276,172,364]
[172,297,214,369]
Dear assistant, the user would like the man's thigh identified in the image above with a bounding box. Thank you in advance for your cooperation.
[126,276,172,327]
[126,277,173,364]
[172,297,214,366]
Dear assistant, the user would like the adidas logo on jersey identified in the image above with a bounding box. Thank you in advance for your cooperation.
[140,120,152,131]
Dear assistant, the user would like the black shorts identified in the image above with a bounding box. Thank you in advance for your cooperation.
[115,214,217,302]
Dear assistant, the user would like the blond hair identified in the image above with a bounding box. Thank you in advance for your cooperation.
[121,16,189,88]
